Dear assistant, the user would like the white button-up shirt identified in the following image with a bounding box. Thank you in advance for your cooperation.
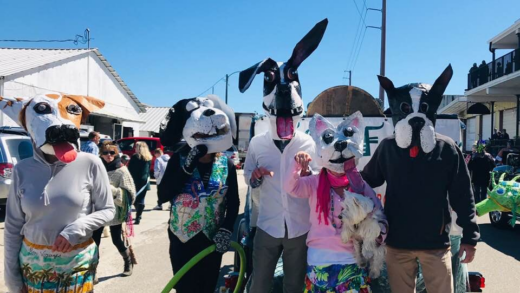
[244,130,317,239]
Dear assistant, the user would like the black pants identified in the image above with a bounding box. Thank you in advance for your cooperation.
[168,229,222,293]
[473,184,488,203]
[92,224,127,253]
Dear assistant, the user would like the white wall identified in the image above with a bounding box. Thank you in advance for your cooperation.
[466,117,477,151]
[482,114,491,140]
[1,52,142,133]
[503,109,517,137]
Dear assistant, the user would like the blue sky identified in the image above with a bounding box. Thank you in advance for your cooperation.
[1,0,519,113]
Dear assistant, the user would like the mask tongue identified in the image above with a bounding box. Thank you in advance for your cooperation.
[410,146,419,158]
[52,142,77,163]
[276,116,294,140]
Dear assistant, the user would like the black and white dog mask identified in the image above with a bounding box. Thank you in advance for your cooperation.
[378,65,453,154]
[159,95,237,154]
[309,112,364,174]
[238,19,328,140]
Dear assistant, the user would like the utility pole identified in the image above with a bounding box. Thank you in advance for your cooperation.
[225,74,229,104]
[379,0,387,109]
[343,70,352,86]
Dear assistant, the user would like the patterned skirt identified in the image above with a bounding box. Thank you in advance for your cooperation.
[19,238,98,293]
[304,263,372,293]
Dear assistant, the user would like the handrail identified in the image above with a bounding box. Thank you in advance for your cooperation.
[467,48,520,90]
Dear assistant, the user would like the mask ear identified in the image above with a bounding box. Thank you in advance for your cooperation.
[347,111,364,129]
[64,95,105,122]
[377,75,396,94]
[0,97,30,128]
[428,64,453,103]
[287,18,328,69]
[238,58,276,93]
[309,113,334,143]
[160,99,190,147]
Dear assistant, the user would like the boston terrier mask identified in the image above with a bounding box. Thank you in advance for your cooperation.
[159,95,237,154]
[309,112,364,174]
[378,64,453,154]
[238,18,328,140]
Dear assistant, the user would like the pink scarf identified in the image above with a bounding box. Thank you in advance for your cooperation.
[316,168,349,225]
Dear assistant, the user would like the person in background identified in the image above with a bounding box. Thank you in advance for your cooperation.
[496,140,518,165]
[152,148,171,211]
[491,129,499,140]
[468,142,495,203]
[81,131,101,155]
[128,141,152,225]
[121,154,131,166]
[92,141,137,279]
[502,129,510,140]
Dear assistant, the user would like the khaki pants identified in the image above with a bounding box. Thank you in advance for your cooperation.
[249,228,307,293]
[386,246,454,293]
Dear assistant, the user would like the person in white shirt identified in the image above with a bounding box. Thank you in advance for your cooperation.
[152,148,171,210]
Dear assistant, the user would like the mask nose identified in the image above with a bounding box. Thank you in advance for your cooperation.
[408,117,425,131]
[334,140,348,152]
[202,109,215,117]
[45,124,79,144]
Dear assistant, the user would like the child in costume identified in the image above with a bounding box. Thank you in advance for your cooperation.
[157,95,239,293]
[284,113,386,292]
[3,93,115,293]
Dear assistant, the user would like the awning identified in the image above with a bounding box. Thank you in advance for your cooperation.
[438,96,468,115]
[467,103,490,115]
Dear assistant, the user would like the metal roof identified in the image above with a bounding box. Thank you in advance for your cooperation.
[0,47,146,112]
[138,107,171,133]
[489,19,520,49]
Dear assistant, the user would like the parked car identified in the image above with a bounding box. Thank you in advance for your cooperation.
[117,137,175,176]
[0,133,33,205]
[225,145,240,167]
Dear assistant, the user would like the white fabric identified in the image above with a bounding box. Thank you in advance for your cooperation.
[243,131,317,239]
[154,154,170,185]
[307,247,357,266]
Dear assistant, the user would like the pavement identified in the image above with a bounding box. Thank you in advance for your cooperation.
[1,171,520,292]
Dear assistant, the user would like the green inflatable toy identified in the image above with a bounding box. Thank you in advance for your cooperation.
[476,172,520,227]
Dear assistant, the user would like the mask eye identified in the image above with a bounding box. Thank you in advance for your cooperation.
[34,102,52,114]
[419,102,429,113]
[322,129,334,144]
[287,68,298,80]
[264,71,275,83]
[497,188,505,195]
[400,102,412,114]
[343,127,354,137]
[186,101,199,112]
[66,104,82,115]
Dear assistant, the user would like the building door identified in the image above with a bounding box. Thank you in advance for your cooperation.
[482,114,491,141]
[114,124,123,140]
[503,109,516,138]
[466,117,477,151]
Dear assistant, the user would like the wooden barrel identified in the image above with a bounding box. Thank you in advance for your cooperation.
[307,85,384,117]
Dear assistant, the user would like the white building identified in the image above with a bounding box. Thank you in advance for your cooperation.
[0,48,146,139]
[138,106,171,137]
[439,19,520,153]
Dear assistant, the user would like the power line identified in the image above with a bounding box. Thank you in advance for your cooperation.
[196,76,226,97]
[0,29,92,46]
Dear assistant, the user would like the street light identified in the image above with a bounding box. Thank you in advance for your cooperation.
[225,71,241,104]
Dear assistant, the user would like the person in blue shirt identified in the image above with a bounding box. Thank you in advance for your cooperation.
[81,131,100,155]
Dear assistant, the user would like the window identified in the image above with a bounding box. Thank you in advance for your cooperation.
[119,140,135,151]
[142,140,157,152]
[5,138,33,162]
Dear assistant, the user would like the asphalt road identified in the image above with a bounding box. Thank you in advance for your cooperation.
[1,171,520,292]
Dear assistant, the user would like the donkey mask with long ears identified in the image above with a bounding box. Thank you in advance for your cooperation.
[378,65,453,156]
[0,93,104,163]
[238,18,328,140]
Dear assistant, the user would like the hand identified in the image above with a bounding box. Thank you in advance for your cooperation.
[52,235,73,253]
[251,167,273,181]
[183,145,208,174]
[213,228,232,253]
[294,152,312,175]
[459,243,476,263]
